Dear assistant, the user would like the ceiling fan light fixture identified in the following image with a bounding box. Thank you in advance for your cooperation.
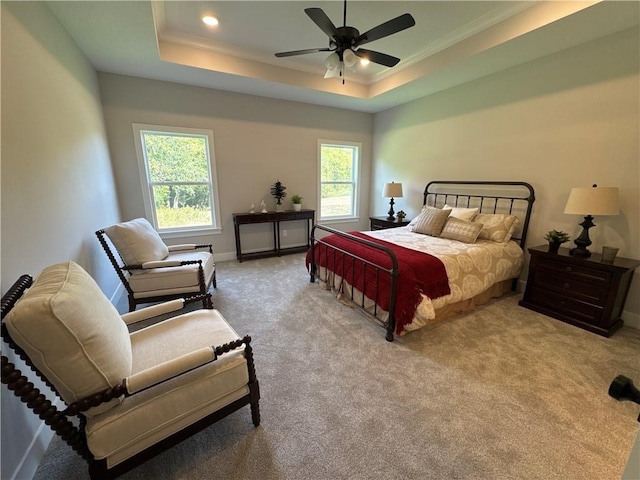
[324,52,340,77]
[360,57,370,66]
[201,15,219,27]
[343,49,357,68]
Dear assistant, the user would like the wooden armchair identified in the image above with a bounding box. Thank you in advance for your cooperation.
[96,218,216,311]
[1,262,260,479]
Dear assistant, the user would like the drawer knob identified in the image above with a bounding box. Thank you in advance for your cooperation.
[565,266,573,272]
[563,282,570,289]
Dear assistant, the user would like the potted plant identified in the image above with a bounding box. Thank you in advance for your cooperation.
[270,180,287,212]
[396,210,406,222]
[544,229,571,253]
[291,194,303,212]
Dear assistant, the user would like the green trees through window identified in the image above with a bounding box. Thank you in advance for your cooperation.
[320,142,359,219]
[134,124,220,232]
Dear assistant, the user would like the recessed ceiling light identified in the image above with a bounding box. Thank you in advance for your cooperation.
[202,15,219,27]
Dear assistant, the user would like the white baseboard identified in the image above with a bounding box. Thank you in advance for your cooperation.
[11,399,61,480]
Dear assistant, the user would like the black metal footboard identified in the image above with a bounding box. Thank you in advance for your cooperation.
[309,224,399,341]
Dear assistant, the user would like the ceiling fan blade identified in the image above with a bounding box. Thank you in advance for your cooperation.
[275,48,331,58]
[354,48,400,68]
[305,8,339,39]
[354,13,415,47]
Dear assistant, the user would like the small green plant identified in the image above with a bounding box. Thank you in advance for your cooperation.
[544,229,571,244]
[396,210,406,220]
[291,194,303,204]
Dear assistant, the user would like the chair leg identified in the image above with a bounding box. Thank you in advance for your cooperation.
[212,269,217,289]
[128,295,136,312]
[249,381,261,427]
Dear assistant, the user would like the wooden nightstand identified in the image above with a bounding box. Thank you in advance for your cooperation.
[519,245,640,337]
[369,216,410,230]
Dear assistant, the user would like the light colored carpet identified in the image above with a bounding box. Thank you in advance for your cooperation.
[34,253,640,479]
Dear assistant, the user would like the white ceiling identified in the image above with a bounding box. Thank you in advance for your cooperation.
[46,1,639,113]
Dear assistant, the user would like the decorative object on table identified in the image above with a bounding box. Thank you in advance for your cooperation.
[382,181,403,221]
[396,210,406,222]
[601,246,619,264]
[260,200,267,213]
[544,229,571,254]
[291,194,303,212]
[271,180,287,212]
[563,184,620,257]
[249,204,255,214]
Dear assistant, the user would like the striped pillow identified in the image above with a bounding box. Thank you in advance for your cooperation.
[410,206,451,237]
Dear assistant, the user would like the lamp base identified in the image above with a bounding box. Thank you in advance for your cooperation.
[386,198,396,222]
[569,215,594,258]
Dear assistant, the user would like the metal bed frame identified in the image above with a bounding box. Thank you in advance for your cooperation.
[309,181,535,341]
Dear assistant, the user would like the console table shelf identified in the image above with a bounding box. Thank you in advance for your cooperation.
[232,209,315,262]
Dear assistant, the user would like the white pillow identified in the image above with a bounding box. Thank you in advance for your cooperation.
[443,204,479,222]
[104,218,169,266]
[5,262,132,416]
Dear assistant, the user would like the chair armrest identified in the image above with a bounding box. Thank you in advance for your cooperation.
[120,299,185,325]
[125,346,216,394]
[168,243,213,252]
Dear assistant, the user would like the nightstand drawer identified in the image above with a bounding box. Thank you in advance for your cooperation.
[536,257,611,284]
[532,270,608,305]
[528,286,604,325]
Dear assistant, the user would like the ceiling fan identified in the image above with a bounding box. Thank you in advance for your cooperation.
[274,0,415,81]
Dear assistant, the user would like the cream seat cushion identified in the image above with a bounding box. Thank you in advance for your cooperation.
[5,261,132,416]
[128,250,215,298]
[85,309,249,467]
[104,218,169,265]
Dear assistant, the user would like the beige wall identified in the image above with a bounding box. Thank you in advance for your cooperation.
[98,73,373,259]
[0,2,121,479]
[372,27,640,320]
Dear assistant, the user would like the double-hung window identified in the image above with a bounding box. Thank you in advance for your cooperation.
[133,124,221,235]
[318,140,360,221]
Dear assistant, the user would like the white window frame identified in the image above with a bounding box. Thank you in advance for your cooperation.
[317,139,361,222]
[132,124,222,237]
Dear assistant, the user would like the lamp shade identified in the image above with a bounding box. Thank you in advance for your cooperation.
[382,182,403,198]
[563,186,620,216]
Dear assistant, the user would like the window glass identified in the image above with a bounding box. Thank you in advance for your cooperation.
[133,125,221,233]
[319,142,359,220]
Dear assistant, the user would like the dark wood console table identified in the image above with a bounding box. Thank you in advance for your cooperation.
[232,209,315,262]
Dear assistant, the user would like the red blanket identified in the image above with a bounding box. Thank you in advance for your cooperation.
[307,232,450,334]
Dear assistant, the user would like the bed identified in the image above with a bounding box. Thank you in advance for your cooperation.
[307,181,535,341]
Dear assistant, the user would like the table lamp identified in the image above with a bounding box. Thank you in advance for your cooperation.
[563,184,620,257]
[382,182,403,221]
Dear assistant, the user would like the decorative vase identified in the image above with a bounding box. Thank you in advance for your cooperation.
[548,241,561,254]
[293,203,302,212]
[276,203,284,212]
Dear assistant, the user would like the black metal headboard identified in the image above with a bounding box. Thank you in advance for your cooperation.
[423,181,535,249]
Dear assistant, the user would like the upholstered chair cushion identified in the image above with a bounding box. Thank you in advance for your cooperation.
[128,250,216,298]
[5,262,132,416]
[85,309,249,467]
[104,218,169,266]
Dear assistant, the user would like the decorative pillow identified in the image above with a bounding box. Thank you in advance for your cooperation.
[442,204,479,222]
[410,206,451,237]
[5,262,132,416]
[440,217,484,243]
[104,218,169,266]
[473,214,519,243]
